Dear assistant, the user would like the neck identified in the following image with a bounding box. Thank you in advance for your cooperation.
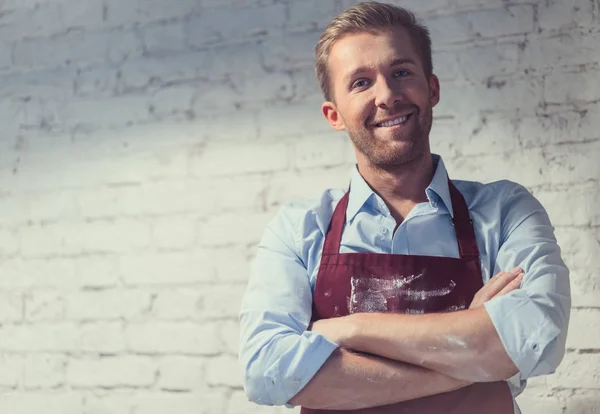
[357,153,434,224]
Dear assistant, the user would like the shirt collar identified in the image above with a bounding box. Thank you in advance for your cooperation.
[346,154,455,223]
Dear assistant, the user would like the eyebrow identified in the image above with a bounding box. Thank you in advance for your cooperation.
[344,58,418,84]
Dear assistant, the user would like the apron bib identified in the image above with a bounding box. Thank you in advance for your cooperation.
[301,180,513,414]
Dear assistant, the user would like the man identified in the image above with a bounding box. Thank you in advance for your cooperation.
[238,2,570,413]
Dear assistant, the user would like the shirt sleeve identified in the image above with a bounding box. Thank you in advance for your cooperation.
[238,206,339,406]
[484,182,571,380]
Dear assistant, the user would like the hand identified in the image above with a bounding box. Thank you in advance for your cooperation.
[469,267,524,309]
[309,316,357,347]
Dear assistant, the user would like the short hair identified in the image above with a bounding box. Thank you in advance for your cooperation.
[315,1,433,101]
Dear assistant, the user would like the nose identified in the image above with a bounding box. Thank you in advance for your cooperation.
[374,76,402,109]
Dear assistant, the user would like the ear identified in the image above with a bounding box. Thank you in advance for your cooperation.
[429,74,440,108]
[321,101,346,131]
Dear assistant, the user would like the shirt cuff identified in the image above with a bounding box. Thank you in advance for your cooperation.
[264,330,339,407]
[484,290,561,379]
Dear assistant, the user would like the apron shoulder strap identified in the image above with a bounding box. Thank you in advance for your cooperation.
[448,179,480,260]
[321,190,350,256]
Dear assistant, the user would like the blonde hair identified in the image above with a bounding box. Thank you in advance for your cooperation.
[315,1,433,102]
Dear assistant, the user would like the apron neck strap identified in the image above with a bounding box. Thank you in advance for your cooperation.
[322,180,480,260]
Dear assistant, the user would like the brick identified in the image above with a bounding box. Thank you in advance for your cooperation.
[23,354,66,389]
[157,356,207,390]
[258,103,332,140]
[197,212,274,247]
[0,256,120,290]
[13,30,143,70]
[293,132,351,169]
[518,105,600,148]
[219,320,240,355]
[0,40,12,68]
[151,216,197,250]
[0,227,18,256]
[212,245,255,283]
[567,309,600,349]
[230,72,294,107]
[547,352,600,389]
[142,21,187,55]
[0,293,22,323]
[565,391,600,414]
[125,322,221,355]
[119,250,215,286]
[79,322,126,353]
[78,180,217,219]
[65,290,153,321]
[192,80,240,113]
[64,94,150,128]
[227,390,289,414]
[570,267,600,308]
[185,4,286,47]
[151,288,201,320]
[119,51,210,90]
[191,142,289,177]
[0,393,84,414]
[206,355,243,387]
[266,167,350,208]
[538,0,595,32]
[0,355,22,387]
[19,219,152,256]
[435,77,543,117]
[105,0,200,28]
[515,393,563,414]
[67,356,156,388]
[196,285,247,320]
[545,69,600,104]
[432,50,460,81]
[286,1,339,31]
[201,42,265,81]
[25,291,66,321]
[128,391,228,414]
[554,227,600,275]
[426,6,535,44]
[535,181,600,227]
[149,84,196,120]
[199,111,259,143]
[290,69,324,102]
[522,31,600,70]
[456,44,519,80]
[262,31,322,71]
[0,323,79,352]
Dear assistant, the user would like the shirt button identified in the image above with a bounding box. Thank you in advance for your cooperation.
[380,227,388,235]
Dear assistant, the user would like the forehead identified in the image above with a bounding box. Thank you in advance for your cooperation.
[328,28,419,79]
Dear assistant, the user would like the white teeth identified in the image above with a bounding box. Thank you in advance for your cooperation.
[378,115,408,127]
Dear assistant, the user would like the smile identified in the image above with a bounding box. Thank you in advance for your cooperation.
[376,113,412,127]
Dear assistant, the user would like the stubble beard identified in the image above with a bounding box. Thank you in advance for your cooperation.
[347,106,433,170]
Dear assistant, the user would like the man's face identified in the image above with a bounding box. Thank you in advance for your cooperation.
[322,28,440,169]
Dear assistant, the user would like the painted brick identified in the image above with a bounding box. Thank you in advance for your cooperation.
[206,355,243,387]
[125,322,221,355]
[67,356,156,388]
[23,354,66,389]
[157,356,207,390]
[0,393,83,414]
[538,0,596,32]
[567,309,600,349]
[545,69,600,104]
[547,352,600,389]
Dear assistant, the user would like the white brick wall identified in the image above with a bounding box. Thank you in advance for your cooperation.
[0,0,598,413]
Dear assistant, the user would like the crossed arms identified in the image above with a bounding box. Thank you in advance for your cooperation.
[239,183,570,409]
[290,269,523,410]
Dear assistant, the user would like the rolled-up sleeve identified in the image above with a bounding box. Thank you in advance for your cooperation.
[484,183,571,380]
[239,206,338,406]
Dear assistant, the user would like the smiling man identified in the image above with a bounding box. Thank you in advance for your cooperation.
[239,2,570,413]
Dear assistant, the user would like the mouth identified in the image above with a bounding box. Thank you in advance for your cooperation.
[374,113,413,128]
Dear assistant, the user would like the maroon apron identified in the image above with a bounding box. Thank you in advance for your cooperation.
[301,179,513,414]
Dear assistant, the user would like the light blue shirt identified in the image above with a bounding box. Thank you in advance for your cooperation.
[239,154,571,411]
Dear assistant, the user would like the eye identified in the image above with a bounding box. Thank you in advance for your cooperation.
[394,70,410,78]
[351,79,370,89]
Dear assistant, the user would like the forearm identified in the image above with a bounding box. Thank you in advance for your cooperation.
[344,308,518,382]
[288,348,471,410]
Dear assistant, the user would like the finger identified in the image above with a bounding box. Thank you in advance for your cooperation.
[497,273,525,296]
[484,269,523,297]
